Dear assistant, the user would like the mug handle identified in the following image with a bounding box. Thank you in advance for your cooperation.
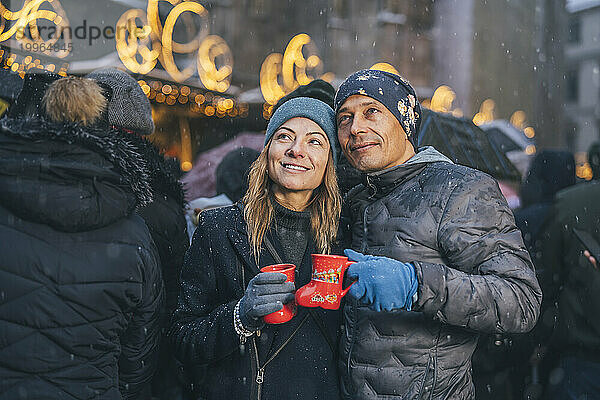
[340,261,356,297]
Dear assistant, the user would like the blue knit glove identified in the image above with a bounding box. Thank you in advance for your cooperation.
[345,249,419,312]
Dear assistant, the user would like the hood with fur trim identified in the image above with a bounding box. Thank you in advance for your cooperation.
[124,132,186,208]
[0,117,153,232]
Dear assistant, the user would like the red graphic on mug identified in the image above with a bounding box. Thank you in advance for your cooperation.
[296,254,355,310]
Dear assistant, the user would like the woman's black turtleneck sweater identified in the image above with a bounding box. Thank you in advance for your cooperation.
[272,198,311,269]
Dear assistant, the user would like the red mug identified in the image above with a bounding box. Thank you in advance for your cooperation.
[295,254,355,310]
[260,264,297,324]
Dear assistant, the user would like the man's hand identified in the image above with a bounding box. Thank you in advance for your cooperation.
[584,250,598,270]
[344,249,418,312]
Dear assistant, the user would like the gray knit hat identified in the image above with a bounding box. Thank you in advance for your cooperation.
[265,97,338,164]
[86,68,154,135]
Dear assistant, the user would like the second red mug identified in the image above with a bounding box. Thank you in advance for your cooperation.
[295,254,355,310]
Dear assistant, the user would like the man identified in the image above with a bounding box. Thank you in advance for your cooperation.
[539,178,600,400]
[334,69,542,399]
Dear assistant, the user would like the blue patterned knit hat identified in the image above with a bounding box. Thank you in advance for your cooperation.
[334,69,422,147]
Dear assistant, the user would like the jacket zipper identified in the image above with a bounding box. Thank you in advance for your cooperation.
[252,335,262,400]
[346,301,356,378]
[252,315,309,400]
[361,206,369,253]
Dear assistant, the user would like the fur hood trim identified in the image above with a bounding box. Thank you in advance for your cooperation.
[126,133,186,207]
[0,117,153,208]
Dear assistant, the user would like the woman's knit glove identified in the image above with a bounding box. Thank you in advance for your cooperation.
[345,249,418,312]
[238,272,295,330]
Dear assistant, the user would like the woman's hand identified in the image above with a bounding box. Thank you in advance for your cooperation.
[239,272,296,330]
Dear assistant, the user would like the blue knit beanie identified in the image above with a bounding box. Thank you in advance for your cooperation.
[265,97,338,164]
[334,69,422,148]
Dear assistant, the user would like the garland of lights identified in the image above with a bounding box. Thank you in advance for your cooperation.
[260,33,332,107]
[197,35,233,93]
[116,0,233,92]
[0,0,71,58]
[115,8,158,75]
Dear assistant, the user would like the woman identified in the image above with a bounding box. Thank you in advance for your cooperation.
[170,97,342,400]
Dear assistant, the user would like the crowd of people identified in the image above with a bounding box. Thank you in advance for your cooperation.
[0,65,597,400]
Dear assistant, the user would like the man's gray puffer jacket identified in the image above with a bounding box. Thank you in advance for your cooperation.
[340,147,542,400]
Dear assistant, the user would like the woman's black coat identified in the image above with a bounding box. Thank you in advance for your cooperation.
[169,204,341,400]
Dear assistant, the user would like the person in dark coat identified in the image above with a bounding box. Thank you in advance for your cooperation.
[470,151,576,399]
[215,147,260,203]
[86,68,189,400]
[538,179,600,400]
[333,69,542,399]
[0,72,163,400]
[515,150,576,253]
[170,97,343,400]
[589,141,600,180]
[0,68,23,117]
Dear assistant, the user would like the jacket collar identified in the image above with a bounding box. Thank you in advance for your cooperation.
[362,163,427,198]
[227,202,287,276]
[362,146,452,198]
[0,116,153,208]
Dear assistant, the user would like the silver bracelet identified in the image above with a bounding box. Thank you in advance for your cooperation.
[234,300,255,341]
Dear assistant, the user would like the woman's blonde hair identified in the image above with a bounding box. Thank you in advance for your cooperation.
[243,140,342,263]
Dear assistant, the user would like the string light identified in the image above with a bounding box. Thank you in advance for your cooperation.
[282,33,311,89]
[428,85,456,113]
[260,53,285,105]
[0,0,71,58]
[472,99,496,126]
[524,127,535,138]
[197,35,233,92]
[260,33,328,105]
[525,145,536,155]
[166,95,176,105]
[115,8,158,74]
[370,62,400,75]
[161,1,209,82]
[576,163,593,180]
[510,110,527,130]
[138,78,244,119]
[223,98,234,110]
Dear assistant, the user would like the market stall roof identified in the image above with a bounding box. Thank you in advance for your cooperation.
[418,109,522,181]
